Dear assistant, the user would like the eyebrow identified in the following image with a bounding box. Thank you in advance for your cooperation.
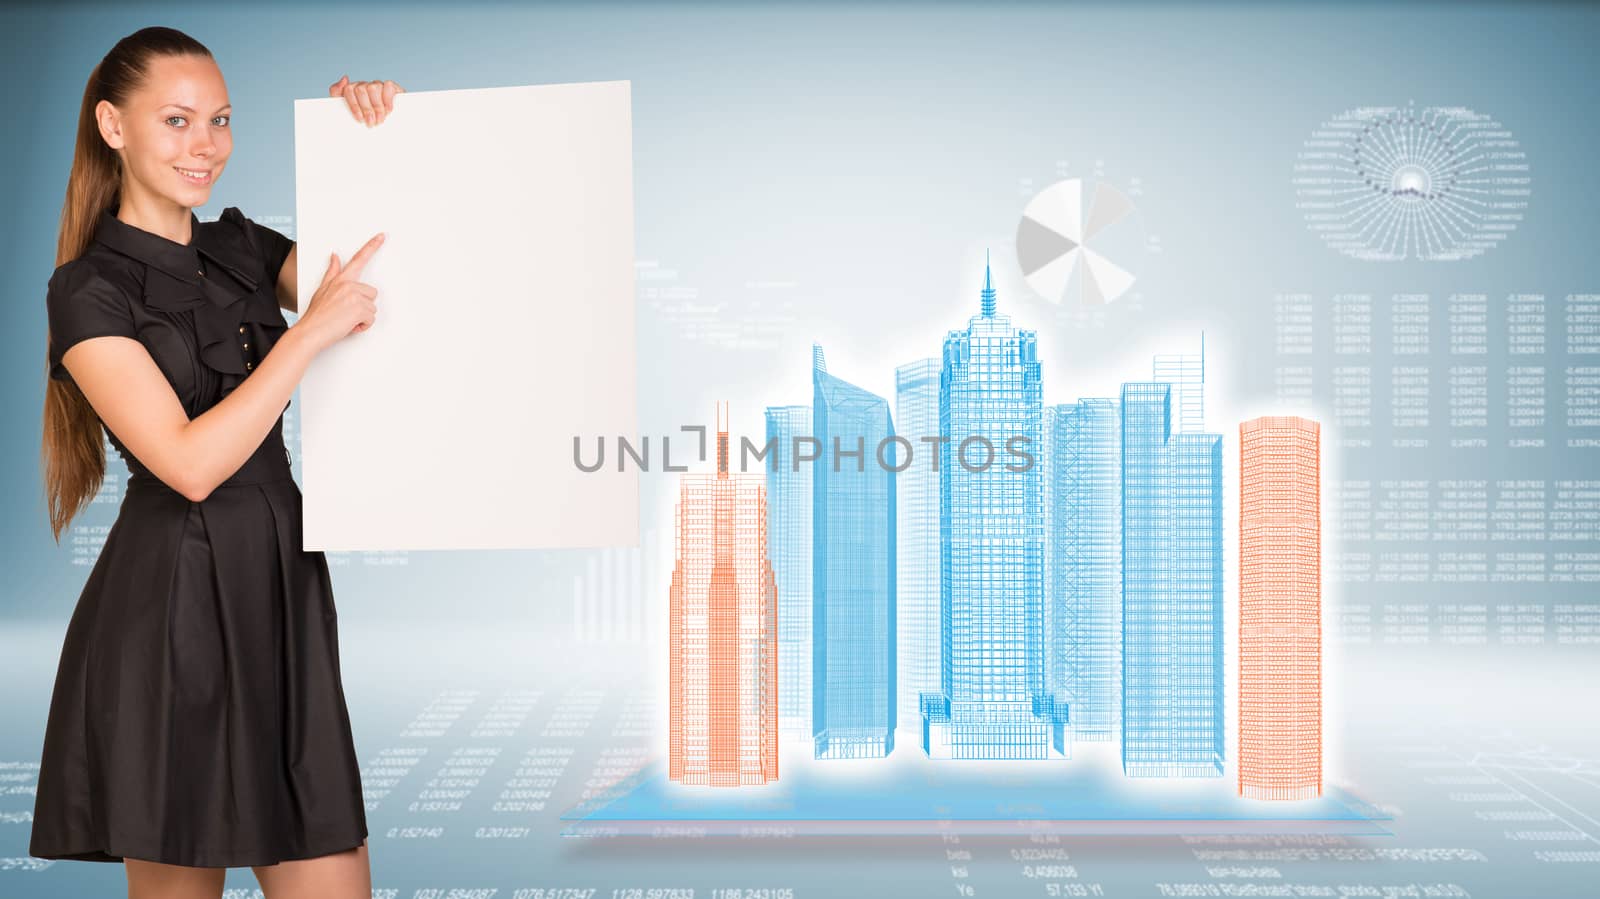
[164,104,232,113]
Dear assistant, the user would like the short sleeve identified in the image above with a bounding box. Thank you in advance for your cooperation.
[46,260,138,382]
[222,207,294,285]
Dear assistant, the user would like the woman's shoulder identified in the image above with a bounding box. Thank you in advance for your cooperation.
[50,243,143,290]
[215,206,272,243]
[46,249,143,324]
[213,206,295,277]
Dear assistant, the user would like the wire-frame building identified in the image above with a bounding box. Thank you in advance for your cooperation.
[896,358,941,734]
[921,257,1066,759]
[668,402,779,786]
[1121,382,1225,777]
[765,404,813,739]
[812,345,897,758]
[1045,398,1122,752]
[1152,332,1205,434]
[1238,415,1322,800]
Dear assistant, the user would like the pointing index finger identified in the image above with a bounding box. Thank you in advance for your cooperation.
[338,232,387,281]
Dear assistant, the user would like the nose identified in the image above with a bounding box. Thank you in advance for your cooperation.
[189,125,218,157]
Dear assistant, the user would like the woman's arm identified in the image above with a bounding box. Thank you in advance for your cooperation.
[65,234,383,502]
[277,243,298,313]
[63,327,321,503]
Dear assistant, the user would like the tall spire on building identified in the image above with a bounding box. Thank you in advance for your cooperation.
[715,400,729,477]
[980,249,996,317]
[812,342,827,373]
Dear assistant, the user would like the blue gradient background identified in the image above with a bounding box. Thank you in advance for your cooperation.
[3,3,1598,897]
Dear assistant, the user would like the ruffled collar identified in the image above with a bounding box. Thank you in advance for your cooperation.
[92,203,285,383]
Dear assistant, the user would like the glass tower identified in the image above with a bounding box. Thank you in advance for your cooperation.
[1152,333,1206,434]
[1120,382,1224,777]
[921,257,1065,759]
[895,358,941,733]
[812,346,897,758]
[1045,398,1122,751]
[765,404,813,739]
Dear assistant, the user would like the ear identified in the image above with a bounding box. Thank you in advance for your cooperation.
[95,99,125,150]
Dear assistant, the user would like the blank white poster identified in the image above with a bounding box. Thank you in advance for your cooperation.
[292,80,638,551]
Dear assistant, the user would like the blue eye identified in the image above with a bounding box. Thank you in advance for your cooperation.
[165,114,230,127]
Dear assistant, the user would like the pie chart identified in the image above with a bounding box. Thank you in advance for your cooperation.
[1016,178,1138,305]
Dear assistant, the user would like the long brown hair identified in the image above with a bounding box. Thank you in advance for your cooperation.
[42,26,213,543]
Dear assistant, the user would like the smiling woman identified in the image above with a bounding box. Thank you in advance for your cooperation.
[107,55,235,223]
[34,24,397,899]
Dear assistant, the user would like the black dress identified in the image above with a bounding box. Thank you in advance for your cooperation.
[30,205,368,867]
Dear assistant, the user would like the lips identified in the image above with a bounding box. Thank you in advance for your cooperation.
[175,166,212,185]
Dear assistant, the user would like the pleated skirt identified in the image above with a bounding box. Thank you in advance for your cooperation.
[29,475,368,867]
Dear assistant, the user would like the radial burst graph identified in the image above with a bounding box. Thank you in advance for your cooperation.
[1292,104,1530,261]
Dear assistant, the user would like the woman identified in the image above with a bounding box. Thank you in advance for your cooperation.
[34,25,401,898]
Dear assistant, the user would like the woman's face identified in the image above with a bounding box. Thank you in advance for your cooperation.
[98,53,232,214]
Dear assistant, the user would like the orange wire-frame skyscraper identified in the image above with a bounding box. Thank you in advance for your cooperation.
[668,402,780,786]
[1238,416,1322,800]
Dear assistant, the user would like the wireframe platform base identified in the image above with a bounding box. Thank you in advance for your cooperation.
[561,741,1387,837]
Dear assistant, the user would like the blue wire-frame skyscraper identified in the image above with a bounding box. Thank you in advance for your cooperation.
[921,258,1066,759]
[1153,333,1205,435]
[812,345,897,759]
[1045,398,1123,751]
[895,358,941,734]
[1120,382,1225,777]
[765,404,813,739]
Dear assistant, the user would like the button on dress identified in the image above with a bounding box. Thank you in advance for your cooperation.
[30,205,368,867]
